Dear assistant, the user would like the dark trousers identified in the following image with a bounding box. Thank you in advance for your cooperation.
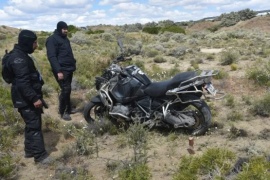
[18,106,47,162]
[54,71,73,115]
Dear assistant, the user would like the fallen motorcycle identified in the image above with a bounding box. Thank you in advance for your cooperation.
[84,40,223,135]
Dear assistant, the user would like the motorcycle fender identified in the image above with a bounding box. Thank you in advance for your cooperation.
[90,95,102,103]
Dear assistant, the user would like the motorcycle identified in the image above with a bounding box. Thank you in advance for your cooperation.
[84,40,223,136]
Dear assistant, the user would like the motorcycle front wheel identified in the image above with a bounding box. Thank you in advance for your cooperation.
[83,102,107,123]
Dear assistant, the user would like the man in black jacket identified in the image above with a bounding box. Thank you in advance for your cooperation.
[46,21,76,120]
[9,30,50,164]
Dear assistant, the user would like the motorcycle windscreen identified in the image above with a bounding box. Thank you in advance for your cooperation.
[110,76,145,103]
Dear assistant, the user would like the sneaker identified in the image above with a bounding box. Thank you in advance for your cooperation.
[61,113,72,121]
[35,156,53,165]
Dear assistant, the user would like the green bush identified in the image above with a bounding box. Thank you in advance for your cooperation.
[220,51,239,65]
[118,164,151,180]
[0,154,16,179]
[142,27,161,34]
[86,29,105,34]
[153,56,166,63]
[236,156,270,180]
[160,25,185,34]
[246,60,270,86]
[173,148,235,179]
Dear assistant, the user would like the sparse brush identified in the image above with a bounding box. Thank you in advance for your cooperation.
[231,63,238,71]
[127,122,149,164]
[246,60,270,87]
[220,51,239,65]
[236,156,270,180]
[227,110,243,121]
[224,94,235,108]
[228,126,248,139]
[251,93,270,117]
[241,95,252,105]
[118,163,152,180]
[0,153,18,179]
[153,56,166,63]
[213,69,228,79]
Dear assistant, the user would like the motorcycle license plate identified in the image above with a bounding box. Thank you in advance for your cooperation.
[205,83,217,96]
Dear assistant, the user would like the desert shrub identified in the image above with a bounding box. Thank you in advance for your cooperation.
[227,31,247,39]
[118,163,151,180]
[229,126,248,138]
[224,94,235,108]
[125,41,142,55]
[246,60,270,86]
[241,95,252,105]
[227,110,243,121]
[208,25,220,32]
[153,56,166,63]
[220,51,239,65]
[213,69,229,79]
[101,33,115,42]
[122,24,141,32]
[86,29,105,34]
[168,46,187,57]
[67,25,79,38]
[37,37,47,50]
[145,49,159,58]
[170,33,186,43]
[251,93,270,117]
[173,148,235,179]
[0,154,17,179]
[236,156,270,180]
[206,54,215,61]
[54,166,94,180]
[70,31,91,45]
[142,27,161,34]
[127,122,149,163]
[231,63,238,71]
[160,25,185,34]
[64,123,96,156]
[217,8,257,27]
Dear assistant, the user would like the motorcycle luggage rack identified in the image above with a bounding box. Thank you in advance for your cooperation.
[166,70,225,102]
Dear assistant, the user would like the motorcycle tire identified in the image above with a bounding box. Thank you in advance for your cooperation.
[171,98,211,136]
[83,102,107,123]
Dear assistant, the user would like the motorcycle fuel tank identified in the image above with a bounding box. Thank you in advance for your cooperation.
[125,65,151,86]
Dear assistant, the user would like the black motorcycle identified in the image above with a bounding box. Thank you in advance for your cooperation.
[84,40,222,135]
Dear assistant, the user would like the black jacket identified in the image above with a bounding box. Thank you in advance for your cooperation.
[46,30,76,74]
[9,44,44,108]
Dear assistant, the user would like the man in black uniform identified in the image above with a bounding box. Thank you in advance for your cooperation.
[46,21,76,120]
[8,30,50,164]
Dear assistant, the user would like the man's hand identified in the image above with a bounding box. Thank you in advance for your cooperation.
[33,99,43,108]
[57,72,64,80]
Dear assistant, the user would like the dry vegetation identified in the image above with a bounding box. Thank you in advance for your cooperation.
[1,14,270,180]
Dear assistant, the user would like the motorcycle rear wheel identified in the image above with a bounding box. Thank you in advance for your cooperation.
[83,102,107,123]
[171,100,211,136]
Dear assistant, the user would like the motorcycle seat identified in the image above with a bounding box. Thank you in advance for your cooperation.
[144,71,197,97]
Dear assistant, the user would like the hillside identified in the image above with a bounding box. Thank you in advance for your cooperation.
[1,15,270,180]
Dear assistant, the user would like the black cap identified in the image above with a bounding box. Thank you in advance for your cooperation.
[57,21,68,33]
[18,30,37,54]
